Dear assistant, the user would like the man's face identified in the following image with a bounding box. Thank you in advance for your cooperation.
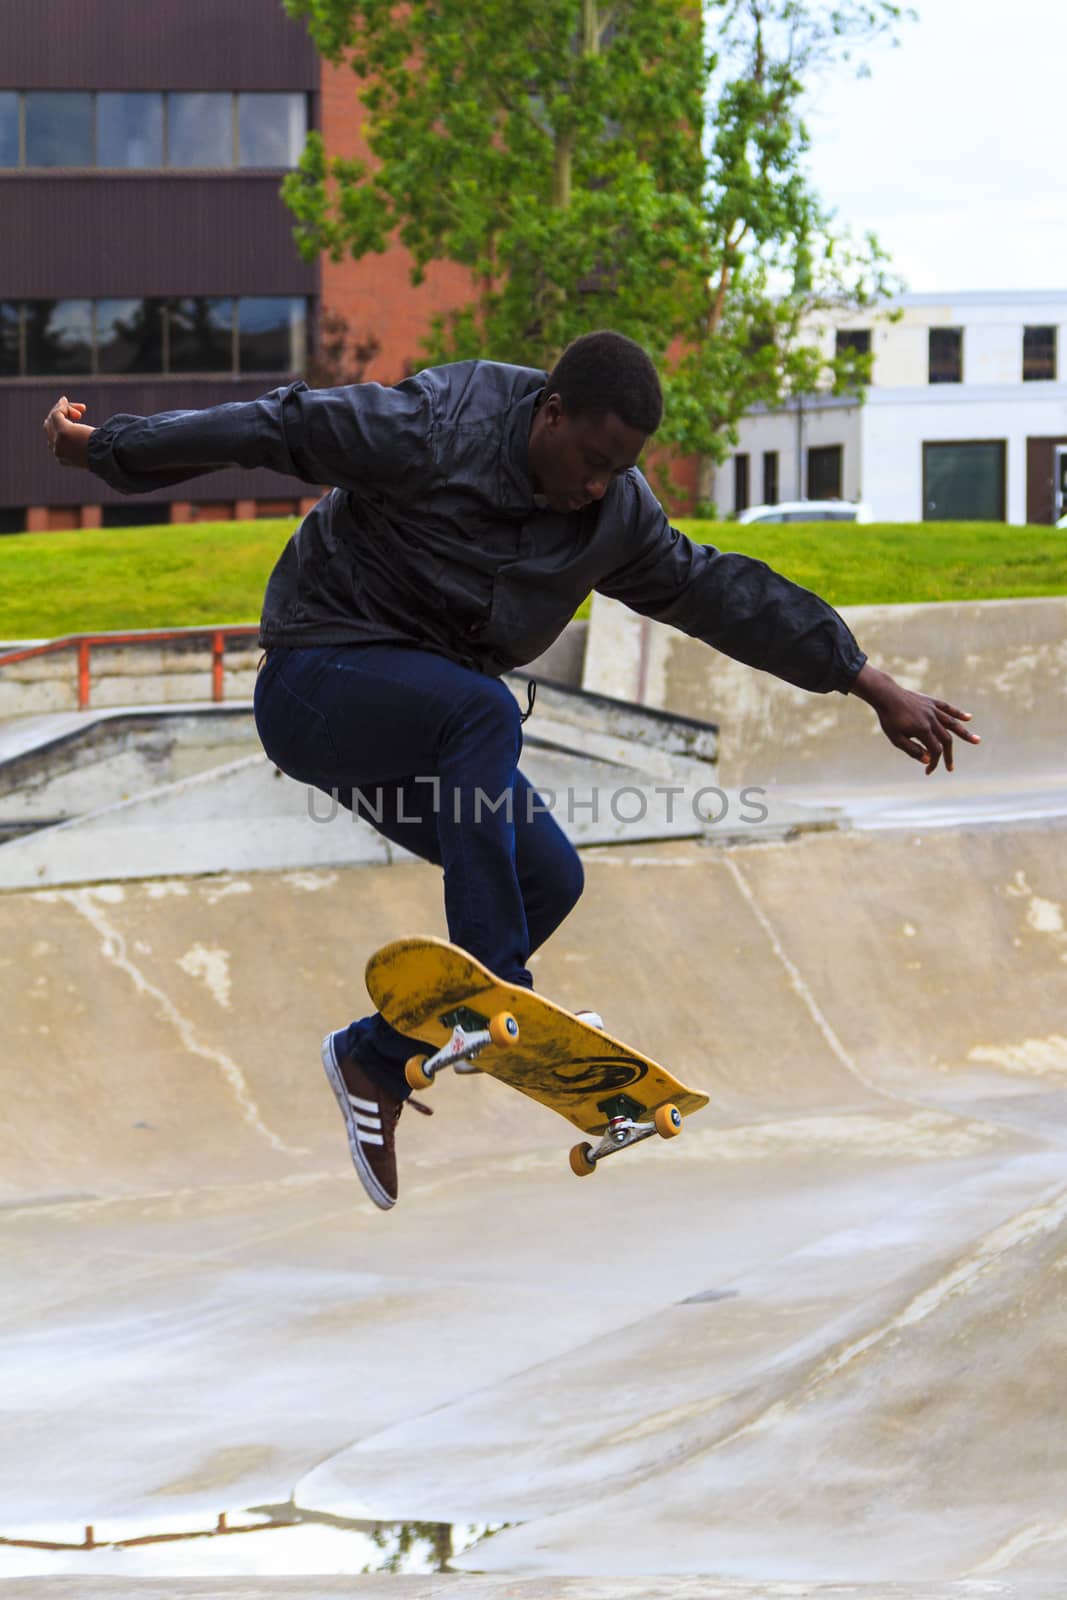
[528,396,648,514]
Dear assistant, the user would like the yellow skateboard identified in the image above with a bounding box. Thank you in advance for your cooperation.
[365,936,709,1177]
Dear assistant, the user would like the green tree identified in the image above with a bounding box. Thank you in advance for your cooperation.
[282,0,907,497]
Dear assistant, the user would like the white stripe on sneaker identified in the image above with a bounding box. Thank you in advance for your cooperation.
[320,1032,396,1212]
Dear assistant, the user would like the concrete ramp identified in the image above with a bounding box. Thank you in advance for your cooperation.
[0,683,838,891]
[584,595,1067,840]
[2,824,1067,1592]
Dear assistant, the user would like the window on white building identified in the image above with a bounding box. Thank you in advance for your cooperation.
[762,451,779,506]
[1023,326,1056,382]
[807,445,843,500]
[734,454,750,514]
[929,328,963,384]
[835,329,871,357]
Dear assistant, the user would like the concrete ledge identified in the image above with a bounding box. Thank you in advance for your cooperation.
[0,640,261,718]
[0,621,590,719]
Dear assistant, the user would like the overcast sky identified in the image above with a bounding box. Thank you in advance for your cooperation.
[798,0,1065,295]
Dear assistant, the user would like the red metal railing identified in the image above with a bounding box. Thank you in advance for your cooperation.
[0,625,261,710]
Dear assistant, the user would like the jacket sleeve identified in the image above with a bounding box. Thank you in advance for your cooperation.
[595,471,867,694]
[86,376,434,497]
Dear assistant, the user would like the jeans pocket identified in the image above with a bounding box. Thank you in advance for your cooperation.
[255,656,341,780]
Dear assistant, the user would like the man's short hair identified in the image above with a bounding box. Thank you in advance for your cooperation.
[544,331,663,437]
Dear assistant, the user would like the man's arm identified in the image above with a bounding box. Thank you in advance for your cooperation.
[597,471,979,775]
[43,376,434,496]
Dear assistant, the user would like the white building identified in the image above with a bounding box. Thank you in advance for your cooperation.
[719,291,1067,525]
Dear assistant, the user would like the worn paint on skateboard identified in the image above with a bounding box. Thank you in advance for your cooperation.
[366,936,709,1174]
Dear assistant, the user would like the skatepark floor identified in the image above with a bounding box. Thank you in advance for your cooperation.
[3,828,1067,1598]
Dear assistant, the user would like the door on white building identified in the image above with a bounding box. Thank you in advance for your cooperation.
[1055,446,1067,521]
[923,441,1006,521]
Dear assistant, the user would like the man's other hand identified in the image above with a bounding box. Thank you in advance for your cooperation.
[44,396,94,469]
[851,662,981,775]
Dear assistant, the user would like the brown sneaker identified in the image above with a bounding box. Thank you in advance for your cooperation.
[320,1030,414,1210]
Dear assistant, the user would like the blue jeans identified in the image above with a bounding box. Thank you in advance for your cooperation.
[254,645,584,1095]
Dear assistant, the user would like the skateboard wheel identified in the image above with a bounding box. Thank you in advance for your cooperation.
[569,1142,597,1178]
[405,1054,435,1092]
[489,1011,520,1048]
[654,1103,683,1140]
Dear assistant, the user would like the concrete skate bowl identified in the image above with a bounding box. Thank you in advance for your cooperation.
[2,824,1067,1594]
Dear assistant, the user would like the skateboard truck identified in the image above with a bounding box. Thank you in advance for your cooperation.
[569,1093,683,1177]
[405,1007,520,1091]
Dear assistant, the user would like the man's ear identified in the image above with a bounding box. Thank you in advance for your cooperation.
[540,392,565,431]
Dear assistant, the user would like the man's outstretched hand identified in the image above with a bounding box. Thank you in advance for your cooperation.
[851,662,980,775]
[43,396,94,469]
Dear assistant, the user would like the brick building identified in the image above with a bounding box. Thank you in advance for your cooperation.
[0,0,475,533]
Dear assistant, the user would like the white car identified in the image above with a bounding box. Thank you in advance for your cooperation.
[737,500,873,525]
[1056,512,1067,529]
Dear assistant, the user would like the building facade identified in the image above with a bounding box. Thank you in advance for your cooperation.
[0,0,482,534]
[720,292,1067,525]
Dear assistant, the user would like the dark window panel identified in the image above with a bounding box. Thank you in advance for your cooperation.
[238,94,306,168]
[168,297,234,372]
[835,329,871,356]
[733,453,750,514]
[807,445,843,499]
[167,93,233,168]
[26,92,93,168]
[97,298,166,374]
[923,441,1006,521]
[762,450,779,506]
[98,94,163,169]
[0,92,18,168]
[238,296,306,372]
[0,303,20,377]
[0,509,28,536]
[1023,325,1056,382]
[929,327,963,384]
[25,300,93,376]
[101,506,172,528]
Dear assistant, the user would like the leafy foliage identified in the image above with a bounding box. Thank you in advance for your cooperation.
[282,0,908,471]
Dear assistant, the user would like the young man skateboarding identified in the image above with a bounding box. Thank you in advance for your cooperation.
[44,330,979,1210]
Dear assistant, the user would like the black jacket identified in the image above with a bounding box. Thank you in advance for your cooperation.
[87,358,866,690]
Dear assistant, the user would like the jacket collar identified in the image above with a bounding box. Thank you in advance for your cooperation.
[499,383,545,514]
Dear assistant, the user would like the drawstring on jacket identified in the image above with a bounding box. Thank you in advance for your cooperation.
[519,680,537,724]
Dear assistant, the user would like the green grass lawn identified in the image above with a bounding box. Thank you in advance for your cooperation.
[1,516,1066,641]
[685,520,1067,607]
[0,519,293,640]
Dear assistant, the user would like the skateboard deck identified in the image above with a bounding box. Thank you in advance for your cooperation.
[366,936,709,1174]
